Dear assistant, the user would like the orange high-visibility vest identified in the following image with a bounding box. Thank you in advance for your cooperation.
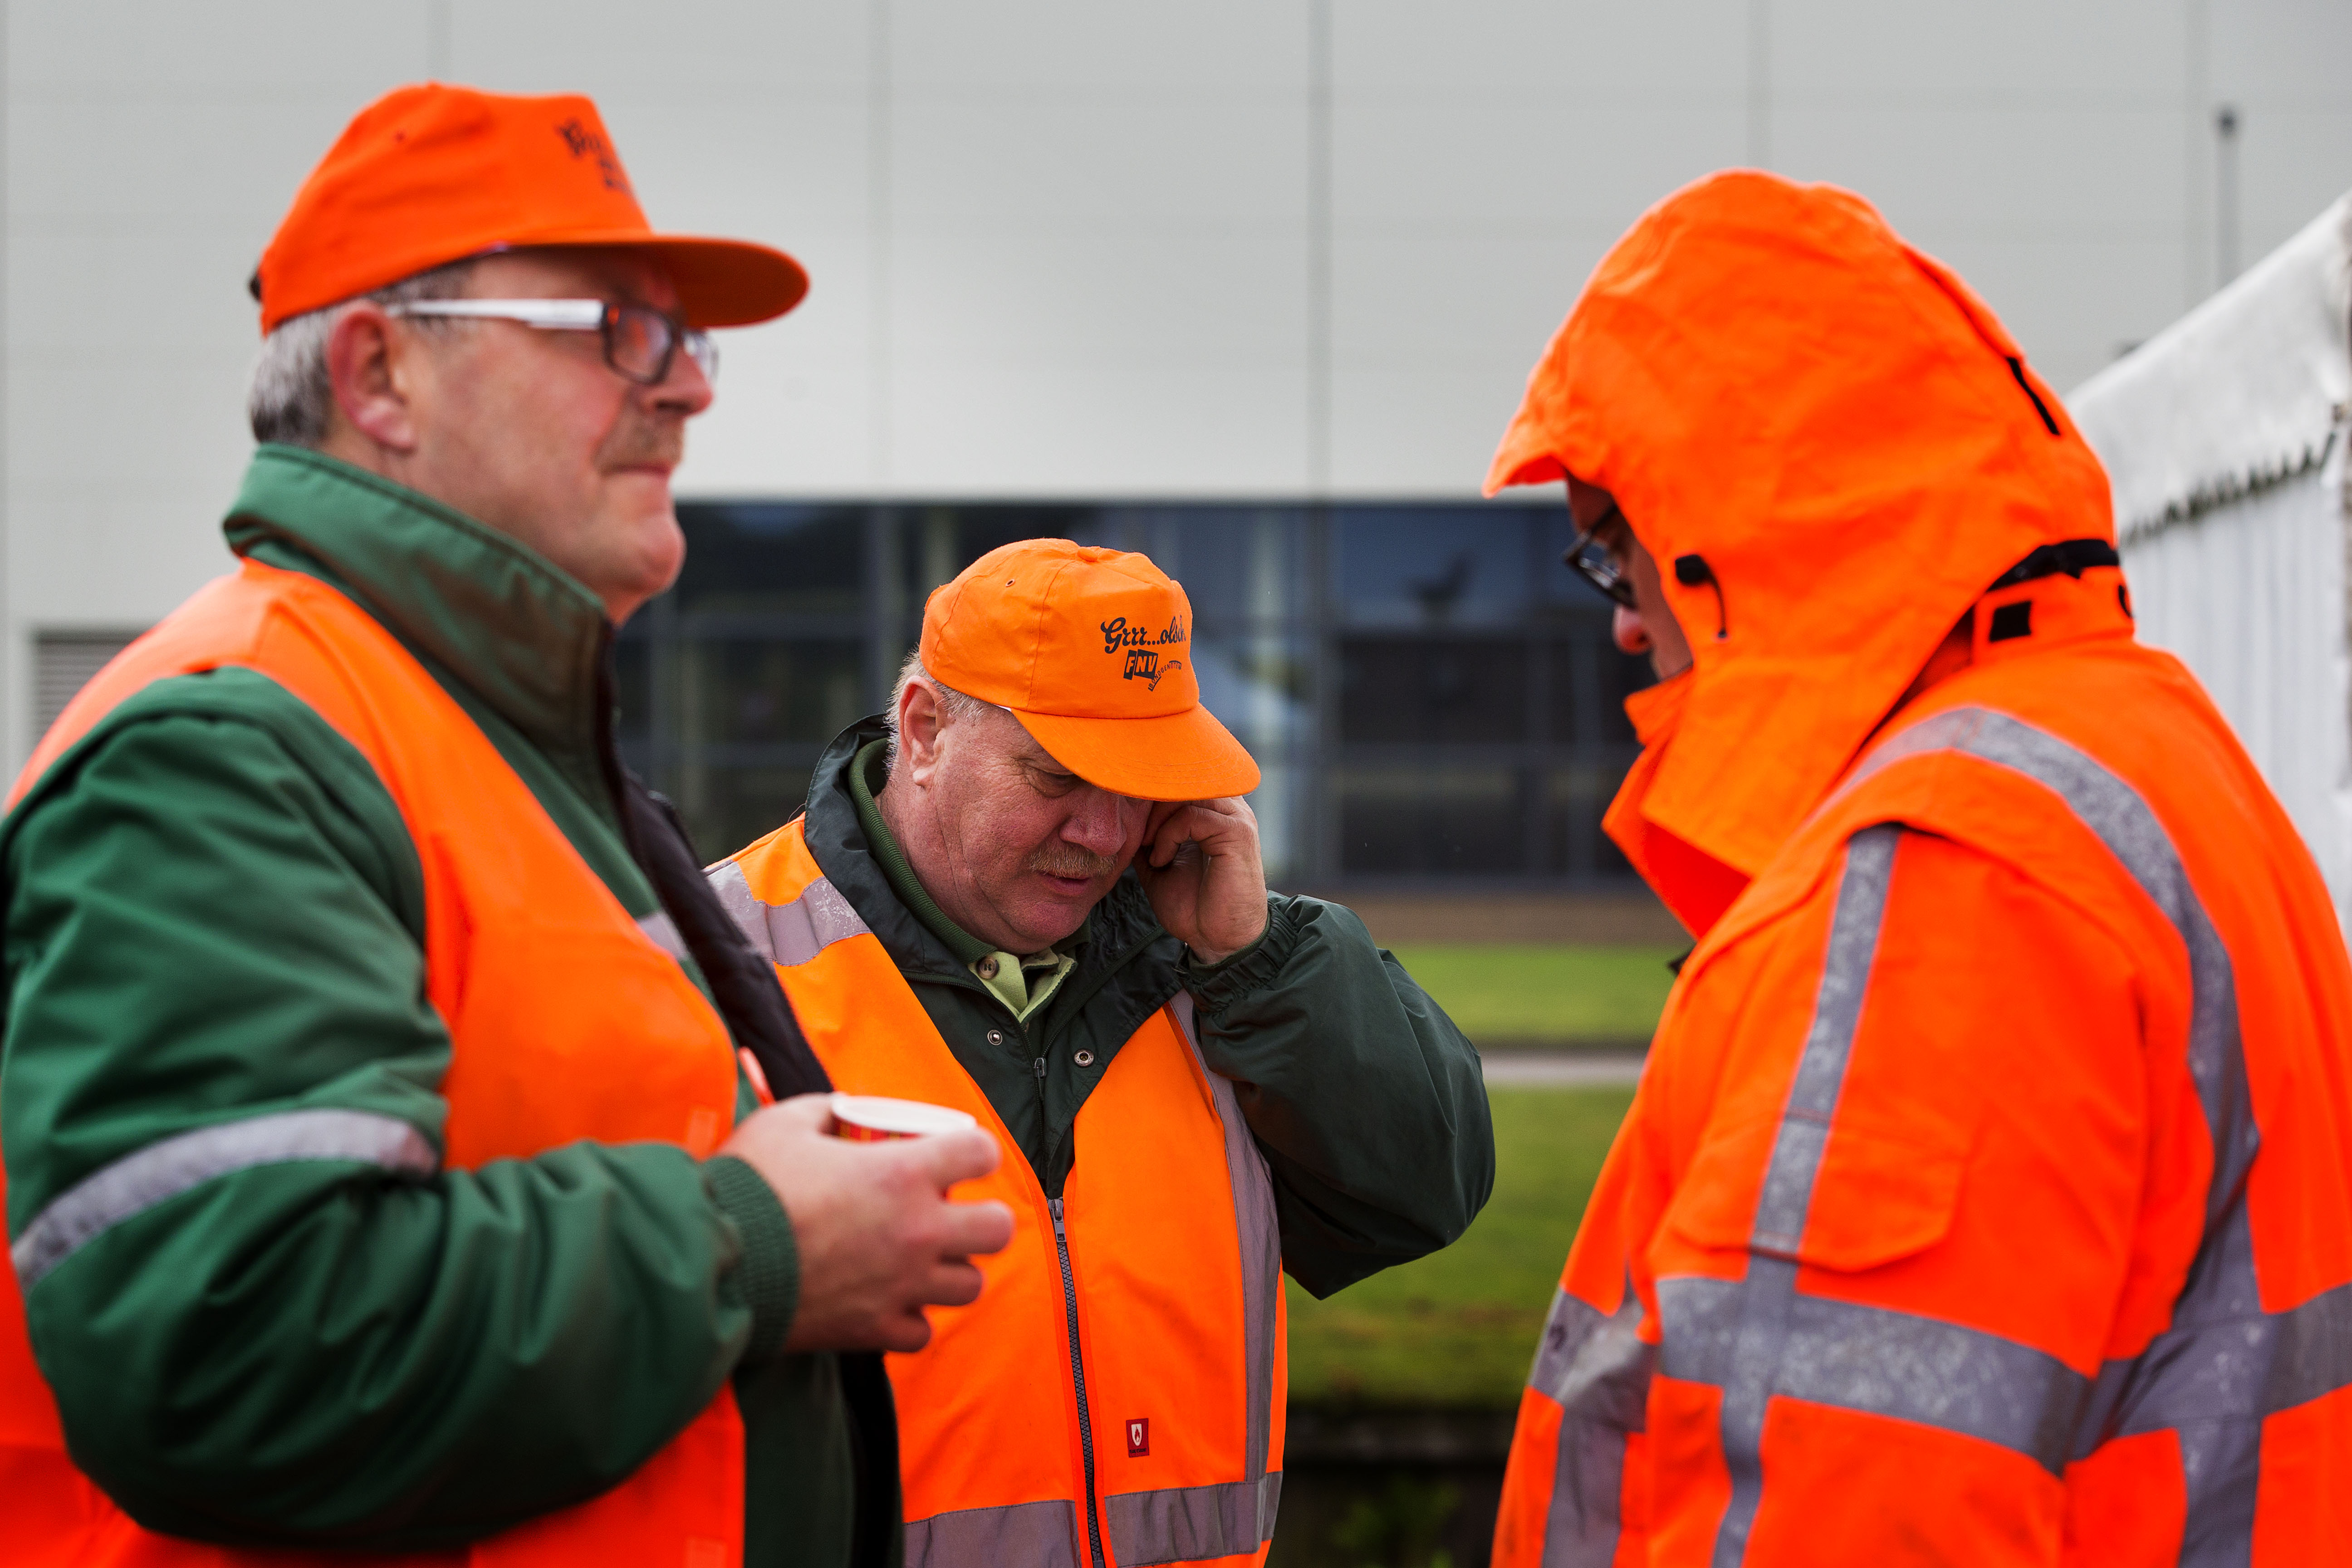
[0,558,748,1565]
[1492,569,2352,1565]
[711,819,1284,1568]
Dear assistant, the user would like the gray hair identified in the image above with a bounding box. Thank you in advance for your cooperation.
[246,258,480,448]
[885,651,992,771]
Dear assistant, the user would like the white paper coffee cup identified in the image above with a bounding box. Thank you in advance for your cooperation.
[831,1093,980,1142]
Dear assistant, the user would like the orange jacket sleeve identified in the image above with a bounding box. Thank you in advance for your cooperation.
[1499,823,2212,1568]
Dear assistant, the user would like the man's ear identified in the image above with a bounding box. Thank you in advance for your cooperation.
[324,304,421,454]
[897,680,945,785]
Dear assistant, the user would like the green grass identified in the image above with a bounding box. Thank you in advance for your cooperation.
[1285,1085,1635,1409]
[1388,944,1677,1045]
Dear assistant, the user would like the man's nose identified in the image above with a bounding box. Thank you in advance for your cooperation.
[1062,786,1135,854]
[651,340,716,417]
[1612,603,1652,656]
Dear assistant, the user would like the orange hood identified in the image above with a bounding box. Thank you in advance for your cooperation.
[1487,171,2112,929]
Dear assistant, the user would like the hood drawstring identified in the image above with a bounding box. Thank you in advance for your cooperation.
[1675,554,1730,640]
[2006,357,2063,436]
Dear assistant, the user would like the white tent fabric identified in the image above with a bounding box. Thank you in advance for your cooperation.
[2068,197,2352,921]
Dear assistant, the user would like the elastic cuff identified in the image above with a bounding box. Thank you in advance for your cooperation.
[706,1154,800,1363]
[1183,895,1300,1013]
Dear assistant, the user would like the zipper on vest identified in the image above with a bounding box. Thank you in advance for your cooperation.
[1049,1197,1108,1568]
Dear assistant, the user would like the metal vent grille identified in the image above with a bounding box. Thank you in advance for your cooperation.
[34,630,145,737]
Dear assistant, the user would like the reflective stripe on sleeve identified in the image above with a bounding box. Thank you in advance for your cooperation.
[1527,1284,1653,1566]
[1695,822,1903,1565]
[903,1497,1080,1568]
[1657,1275,2088,1473]
[706,860,871,967]
[10,1107,439,1289]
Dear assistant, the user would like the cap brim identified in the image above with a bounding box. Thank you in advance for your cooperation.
[512,229,809,328]
[1010,705,1263,802]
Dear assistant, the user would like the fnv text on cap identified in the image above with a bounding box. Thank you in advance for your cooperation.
[921,540,1262,803]
[253,83,808,334]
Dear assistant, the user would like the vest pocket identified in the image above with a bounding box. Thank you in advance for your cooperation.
[1666,1116,1970,1273]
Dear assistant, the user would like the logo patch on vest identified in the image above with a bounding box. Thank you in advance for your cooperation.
[1126,1417,1150,1457]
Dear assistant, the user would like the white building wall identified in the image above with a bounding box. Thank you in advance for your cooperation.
[2118,455,2352,921]
[2071,196,2352,924]
[7,0,2352,769]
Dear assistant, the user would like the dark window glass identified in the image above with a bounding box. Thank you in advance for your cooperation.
[675,504,866,617]
[1124,507,1312,630]
[1338,767,1529,876]
[674,768,814,866]
[1339,635,1526,745]
[1545,629,1654,748]
[679,639,866,750]
[1334,508,1543,629]
[627,500,1651,887]
[1541,764,1637,877]
[1195,632,1310,755]
[1594,641,1653,747]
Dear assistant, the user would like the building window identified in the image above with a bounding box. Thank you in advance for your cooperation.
[621,502,1651,885]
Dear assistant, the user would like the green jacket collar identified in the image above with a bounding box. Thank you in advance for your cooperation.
[847,738,996,966]
[221,446,613,770]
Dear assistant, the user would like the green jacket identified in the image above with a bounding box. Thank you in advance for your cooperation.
[803,725,1495,1296]
[1,447,862,1562]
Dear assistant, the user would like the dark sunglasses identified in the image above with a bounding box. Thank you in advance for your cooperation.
[1563,503,1638,610]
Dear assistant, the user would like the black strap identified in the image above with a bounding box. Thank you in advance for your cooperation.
[2005,356,2063,436]
[621,779,833,1098]
[617,774,902,1568]
[1987,538,2120,592]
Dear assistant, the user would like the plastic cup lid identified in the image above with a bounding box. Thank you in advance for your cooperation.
[830,1093,980,1137]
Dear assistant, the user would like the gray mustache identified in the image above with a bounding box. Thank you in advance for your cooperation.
[1027,846,1122,878]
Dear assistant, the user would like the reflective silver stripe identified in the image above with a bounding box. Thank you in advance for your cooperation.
[904,1497,1079,1568]
[636,908,691,961]
[706,859,871,967]
[1698,822,1900,1567]
[10,1108,438,1289]
[1527,1284,1652,1566]
[1102,1472,1283,1567]
[1659,1276,2087,1471]
[1841,705,2347,1568]
[1135,992,1280,1563]
[1839,706,2255,1228]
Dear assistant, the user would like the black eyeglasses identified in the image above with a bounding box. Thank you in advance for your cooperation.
[1563,502,1638,609]
[385,298,718,387]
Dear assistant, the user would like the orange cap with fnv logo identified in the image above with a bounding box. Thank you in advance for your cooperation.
[921,540,1262,802]
[253,83,808,333]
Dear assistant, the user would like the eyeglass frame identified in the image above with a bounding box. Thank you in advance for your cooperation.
[382,298,717,387]
[1562,501,1639,610]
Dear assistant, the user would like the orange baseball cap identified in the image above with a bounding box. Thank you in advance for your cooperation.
[253,83,807,333]
[921,541,1262,802]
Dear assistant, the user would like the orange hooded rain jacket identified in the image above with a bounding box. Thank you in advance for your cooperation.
[1485,172,2352,1566]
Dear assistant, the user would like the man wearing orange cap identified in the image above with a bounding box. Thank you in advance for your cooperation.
[711,539,1496,1567]
[1485,172,2352,1565]
[0,85,1015,1567]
